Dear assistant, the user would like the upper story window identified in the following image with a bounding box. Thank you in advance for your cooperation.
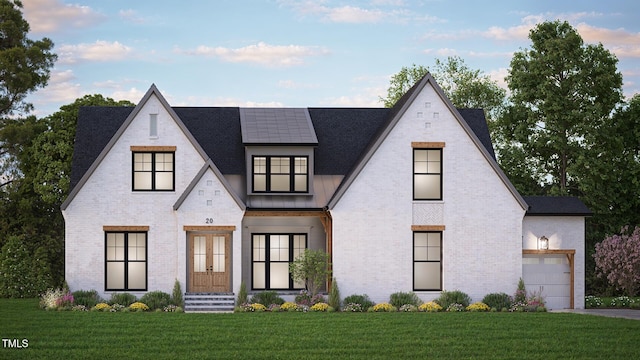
[252,156,308,193]
[131,146,176,191]
[413,143,444,200]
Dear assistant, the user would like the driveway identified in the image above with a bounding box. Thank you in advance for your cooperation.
[553,308,640,320]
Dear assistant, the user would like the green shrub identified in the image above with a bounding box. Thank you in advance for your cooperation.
[482,292,512,310]
[343,294,374,311]
[585,295,603,308]
[171,279,184,307]
[250,291,284,306]
[0,236,40,298]
[328,278,341,310]
[109,292,137,306]
[237,281,248,305]
[435,290,472,308]
[72,289,102,308]
[140,291,172,310]
[389,291,422,308]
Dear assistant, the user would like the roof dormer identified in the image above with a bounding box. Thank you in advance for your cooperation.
[240,108,317,196]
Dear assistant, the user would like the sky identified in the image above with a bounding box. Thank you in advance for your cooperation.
[21,0,640,117]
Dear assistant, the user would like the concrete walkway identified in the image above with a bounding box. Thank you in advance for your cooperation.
[552,308,640,320]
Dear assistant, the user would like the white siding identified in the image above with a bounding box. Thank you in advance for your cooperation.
[331,83,526,304]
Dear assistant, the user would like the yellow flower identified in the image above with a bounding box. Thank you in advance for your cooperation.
[371,302,396,312]
[129,302,149,311]
[281,302,298,311]
[310,302,329,312]
[93,303,112,312]
[418,301,442,312]
[466,302,490,312]
[250,303,266,312]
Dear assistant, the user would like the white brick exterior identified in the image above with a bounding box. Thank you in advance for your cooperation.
[331,83,526,304]
[63,82,586,308]
[63,93,244,299]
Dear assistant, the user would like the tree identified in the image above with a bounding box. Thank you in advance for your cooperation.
[289,249,331,297]
[0,235,48,297]
[579,95,640,295]
[380,56,506,121]
[0,0,57,116]
[28,95,134,206]
[495,20,623,195]
[0,95,134,294]
[593,226,640,296]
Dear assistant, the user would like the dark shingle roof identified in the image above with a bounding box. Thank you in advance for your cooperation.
[173,107,245,174]
[70,106,135,189]
[309,108,390,174]
[69,105,496,191]
[240,108,317,145]
[456,109,496,159]
[523,196,592,216]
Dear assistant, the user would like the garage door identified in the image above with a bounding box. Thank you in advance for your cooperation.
[523,254,571,310]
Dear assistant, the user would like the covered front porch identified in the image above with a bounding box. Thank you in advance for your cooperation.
[241,210,333,295]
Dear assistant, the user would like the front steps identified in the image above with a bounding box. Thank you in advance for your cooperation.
[184,293,235,313]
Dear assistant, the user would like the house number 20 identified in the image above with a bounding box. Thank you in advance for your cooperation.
[205,218,214,224]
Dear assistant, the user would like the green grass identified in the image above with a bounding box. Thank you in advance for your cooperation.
[2,299,640,359]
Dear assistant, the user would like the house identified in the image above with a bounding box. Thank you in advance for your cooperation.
[61,74,591,310]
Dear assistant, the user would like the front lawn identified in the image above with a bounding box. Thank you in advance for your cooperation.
[2,299,640,359]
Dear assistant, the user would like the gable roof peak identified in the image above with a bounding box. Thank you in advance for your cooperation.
[61,83,208,210]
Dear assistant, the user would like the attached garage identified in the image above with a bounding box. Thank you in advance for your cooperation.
[523,250,575,310]
[522,196,591,310]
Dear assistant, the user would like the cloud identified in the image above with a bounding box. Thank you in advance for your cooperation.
[57,41,133,64]
[574,23,640,58]
[28,69,84,116]
[488,67,510,90]
[277,80,319,89]
[22,0,104,33]
[321,92,382,107]
[119,9,146,24]
[177,42,329,67]
[423,48,512,59]
[37,69,84,103]
[109,88,146,103]
[280,0,442,24]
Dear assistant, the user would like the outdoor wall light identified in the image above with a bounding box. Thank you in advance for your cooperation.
[538,236,549,250]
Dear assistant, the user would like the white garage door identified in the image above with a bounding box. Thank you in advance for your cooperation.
[523,254,571,310]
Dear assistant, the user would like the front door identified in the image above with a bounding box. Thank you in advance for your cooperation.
[189,234,230,292]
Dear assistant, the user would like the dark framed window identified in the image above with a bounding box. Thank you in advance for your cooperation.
[413,149,442,200]
[132,152,174,191]
[252,234,307,290]
[413,232,442,291]
[105,232,147,291]
[252,156,308,193]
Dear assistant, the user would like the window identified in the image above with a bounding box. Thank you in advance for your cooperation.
[413,148,442,200]
[252,234,306,290]
[252,156,308,193]
[413,232,442,291]
[105,232,147,291]
[132,151,174,191]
